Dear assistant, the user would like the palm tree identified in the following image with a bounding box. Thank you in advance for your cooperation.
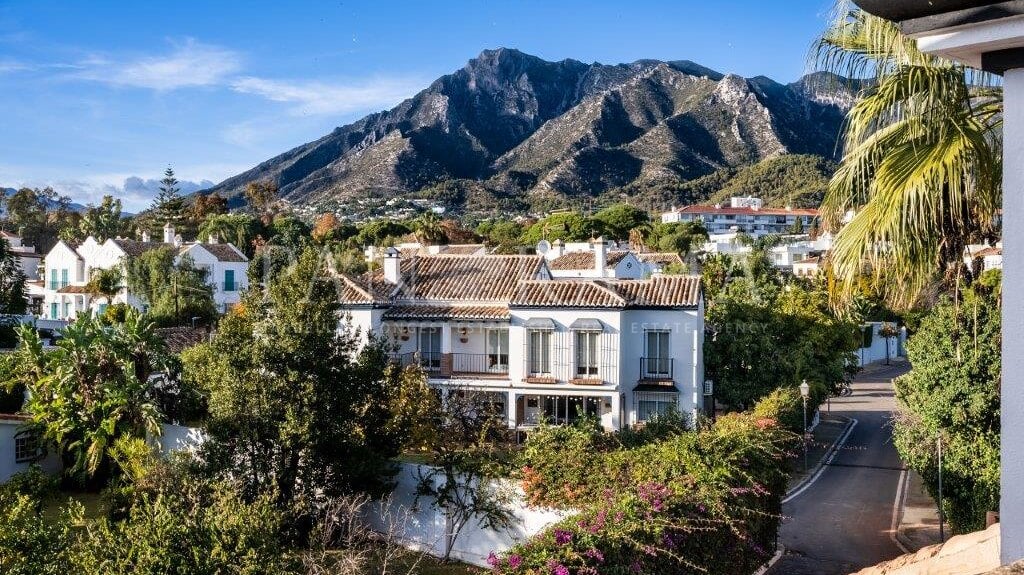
[85,267,122,307]
[815,2,1002,309]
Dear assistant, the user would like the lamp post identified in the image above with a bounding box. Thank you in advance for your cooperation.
[800,379,810,472]
[704,379,714,422]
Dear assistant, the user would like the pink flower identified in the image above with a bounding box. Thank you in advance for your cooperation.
[554,528,573,545]
[487,552,499,567]
[553,565,569,575]
[584,547,605,563]
[507,555,523,569]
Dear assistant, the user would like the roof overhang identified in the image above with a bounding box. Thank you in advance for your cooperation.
[856,0,1024,73]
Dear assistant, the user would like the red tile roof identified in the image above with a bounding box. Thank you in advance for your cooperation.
[382,304,510,321]
[975,247,1002,257]
[637,252,684,266]
[549,250,630,270]
[512,276,701,309]
[390,254,548,302]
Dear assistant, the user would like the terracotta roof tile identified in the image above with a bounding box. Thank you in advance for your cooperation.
[154,327,209,354]
[201,243,248,263]
[390,254,547,302]
[549,250,630,270]
[437,244,486,255]
[511,281,627,308]
[113,239,172,257]
[382,304,510,321]
[512,276,700,309]
[56,285,90,294]
[637,252,684,266]
[975,247,1002,257]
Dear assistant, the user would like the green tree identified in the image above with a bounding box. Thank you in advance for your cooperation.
[476,220,525,254]
[16,311,168,481]
[185,248,408,508]
[125,248,216,326]
[84,267,121,307]
[815,8,1001,309]
[244,180,279,224]
[647,221,709,256]
[198,213,261,256]
[353,219,412,247]
[268,215,311,252]
[69,195,124,243]
[591,203,649,241]
[0,238,27,316]
[3,187,73,253]
[892,272,1001,533]
[150,167,186,227]
[412,211,447,245]
[520,212,596,245]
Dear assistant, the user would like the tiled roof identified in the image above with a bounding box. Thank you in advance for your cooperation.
[975,247,1003,257]
[154,327,209,354]
[511,281,627,308]
[336,274,391,305]
[382,304,510,321]
[389,254,547,302]
[200,243,248,263]
[672,205,818,217]
[438,244,486,255]
[549,250,630,270]
[637,252,684,266]
[113,239,172,257]
[56,285,90,294]
[795,256,822,264]
[512,275,701,309]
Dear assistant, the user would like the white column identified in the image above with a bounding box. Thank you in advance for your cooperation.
[610,393,621,430]
[1002,67,1024,565]
[507,391,517,429]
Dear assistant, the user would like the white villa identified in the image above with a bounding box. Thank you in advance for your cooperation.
[337,243,705,431]
[40,224,249,321]
[662,196,818,237]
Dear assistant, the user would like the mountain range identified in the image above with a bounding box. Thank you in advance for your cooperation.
[206,48,857,214]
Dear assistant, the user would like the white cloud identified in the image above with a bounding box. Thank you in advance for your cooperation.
[9,174,216,213]
[230,75,422,116]
[75,39,241,90]
[0,59,29,73]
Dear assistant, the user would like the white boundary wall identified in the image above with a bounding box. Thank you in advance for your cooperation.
[365,462,568,567]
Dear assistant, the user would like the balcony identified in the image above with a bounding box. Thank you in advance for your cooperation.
[451,353,508,377]
[395,351,443,373]
[640,357,674,381]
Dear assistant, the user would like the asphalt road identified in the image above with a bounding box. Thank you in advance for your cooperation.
[767,362,912,575]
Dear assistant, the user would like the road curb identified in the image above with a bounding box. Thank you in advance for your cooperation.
[751,544,785,575]
[783,416,856,503]
[892,468,913,554]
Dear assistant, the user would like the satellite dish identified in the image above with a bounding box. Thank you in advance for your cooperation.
[536,240,551,255]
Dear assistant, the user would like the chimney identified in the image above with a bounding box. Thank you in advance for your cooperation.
[141,230,150,243]
[383,247,401,284]
[592,236,607,276]
[174,234,183,248]
[163,223,175,244]
[208,232,219,244]
[551,239,565,259]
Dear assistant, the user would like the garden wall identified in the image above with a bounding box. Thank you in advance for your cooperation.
[366,462,568,567]
[156,423,206,455]
[857,322,903,366]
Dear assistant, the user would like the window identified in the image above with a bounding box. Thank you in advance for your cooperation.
[224,269,236,292]
[486,329,509,371]
[644,330,671,377]
[14,433,39,463]
[528,330,551,375]
[416,327,441,370]
[60,268,68,288]
[49,268,58,290]
[576,331,599,376]
[50,302,58,319]
[636,392,678,422]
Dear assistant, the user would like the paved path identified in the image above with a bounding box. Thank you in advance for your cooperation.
[767,362,911,575]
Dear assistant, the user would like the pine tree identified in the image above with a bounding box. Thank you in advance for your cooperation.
[150,166,186,227]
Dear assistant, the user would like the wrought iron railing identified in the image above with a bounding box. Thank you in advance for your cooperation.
[640,357,673,380]
[452,353,509,375]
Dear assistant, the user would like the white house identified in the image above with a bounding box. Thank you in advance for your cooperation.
[662,197,819,237]
[538,238,681,279]
[337,250,705,431]
[40,224,249,321]
[792,256,822,278]
[0,414,59,482]
[965,243,1003,273]
[1,231,41,280]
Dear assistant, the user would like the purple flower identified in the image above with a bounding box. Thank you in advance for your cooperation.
[553,565,569,575]
[487,552,500,567]
[554,528,573,545]
[507,555,523,569]
[584,547,605,563]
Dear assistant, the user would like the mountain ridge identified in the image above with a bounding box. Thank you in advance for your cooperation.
[206,48,856,214]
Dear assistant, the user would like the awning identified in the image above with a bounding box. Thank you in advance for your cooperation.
[569,318,603,331]
[634,382,679,393]
[524,317,556,330]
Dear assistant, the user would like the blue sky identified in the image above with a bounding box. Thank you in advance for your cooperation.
[0,0,835,211]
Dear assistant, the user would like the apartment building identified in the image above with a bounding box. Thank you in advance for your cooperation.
[337,246,705,431]
[40,224,249,321]
[662,196,818,237]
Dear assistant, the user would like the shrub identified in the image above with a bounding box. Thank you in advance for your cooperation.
[751,385,826,435]
[505,411,794,575]
[1,466,59,506]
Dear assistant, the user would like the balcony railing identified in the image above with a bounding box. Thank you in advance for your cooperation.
[640,357,674,380]
[395,351,443,373]
[452,353,509,375]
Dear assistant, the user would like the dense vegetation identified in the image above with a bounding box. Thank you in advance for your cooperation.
[892,271,1001,533]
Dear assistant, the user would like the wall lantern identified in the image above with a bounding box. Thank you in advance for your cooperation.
[459,326,469,343]
[400,326,410,341]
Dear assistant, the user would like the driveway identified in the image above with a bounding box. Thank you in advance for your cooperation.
[767,362,911,575]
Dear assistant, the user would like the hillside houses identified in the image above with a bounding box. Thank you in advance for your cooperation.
[337,247,705,431]
[40,224,248,321]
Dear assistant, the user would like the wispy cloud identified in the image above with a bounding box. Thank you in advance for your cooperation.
[230,75,422,116]
[75,38,241,90]
[0,59,30,73]
[8,174,216,213]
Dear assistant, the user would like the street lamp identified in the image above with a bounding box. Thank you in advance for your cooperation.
[800,380,810,472]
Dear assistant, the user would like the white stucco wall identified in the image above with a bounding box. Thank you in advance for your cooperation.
[0,419,60,483]
[365,462,567,567]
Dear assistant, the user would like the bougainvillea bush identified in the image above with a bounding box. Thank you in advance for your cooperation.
[497,412,794,575]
